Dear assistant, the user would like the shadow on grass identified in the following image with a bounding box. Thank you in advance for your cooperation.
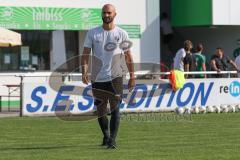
[0,145,79,151]
[0,144,112,151]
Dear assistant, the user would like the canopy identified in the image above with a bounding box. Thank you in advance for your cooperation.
[0,27,22,47]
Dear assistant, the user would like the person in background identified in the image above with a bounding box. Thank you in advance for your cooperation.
[235,54,240,77]
[192,43,207,78]
[173,40,193,76]
[183,43,194,78]
[210,47,239,78]
[160,12,173,44]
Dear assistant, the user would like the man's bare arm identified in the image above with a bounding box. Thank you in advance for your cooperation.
[202,63,207,78]
[184,63,190,78]
[229,60,239,71]
[210,59,220,72]
[124,50,135,91]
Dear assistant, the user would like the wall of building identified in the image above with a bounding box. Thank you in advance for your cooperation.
[141,0,160,63]
[212,0,240,25]
[171,0,240,26]
[171,0,212,27]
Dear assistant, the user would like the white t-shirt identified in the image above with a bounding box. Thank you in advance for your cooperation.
[235,55,240,77]
[84,26,130,82]
[235,55,240,70]
[160,19,173,35]
[173,48,186,71]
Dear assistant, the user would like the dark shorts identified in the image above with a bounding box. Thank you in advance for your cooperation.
[92,77,123,117]
[163,34,173,44]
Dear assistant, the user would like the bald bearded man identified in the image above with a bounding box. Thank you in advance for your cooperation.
[81,4,135,149]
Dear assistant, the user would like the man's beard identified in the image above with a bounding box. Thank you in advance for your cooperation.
[102,17,113,24]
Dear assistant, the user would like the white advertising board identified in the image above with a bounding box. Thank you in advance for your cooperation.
[23,79,240,116]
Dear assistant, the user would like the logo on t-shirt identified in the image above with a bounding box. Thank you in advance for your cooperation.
[104,42,117,51]
[104,40,133,52]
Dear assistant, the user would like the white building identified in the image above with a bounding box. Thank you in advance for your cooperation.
[0,0,160,71]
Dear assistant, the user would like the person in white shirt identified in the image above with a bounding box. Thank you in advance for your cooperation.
[173,40,193,71]
[235,54,240,77]
[160,12,173,44]
[81,4,135,149]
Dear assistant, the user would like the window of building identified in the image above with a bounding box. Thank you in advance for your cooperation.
[0,30,79,72]
[64,31,79,72]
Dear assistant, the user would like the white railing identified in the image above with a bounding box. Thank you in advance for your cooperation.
[0,70,238,76]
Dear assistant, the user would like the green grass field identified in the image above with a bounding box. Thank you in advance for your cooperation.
[0,113,240,160]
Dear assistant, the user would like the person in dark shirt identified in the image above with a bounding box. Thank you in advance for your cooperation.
[210,47,238,78]
[183,46,194,78]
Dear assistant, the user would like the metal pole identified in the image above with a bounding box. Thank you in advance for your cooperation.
[8,87,10,112]
[20,76,23,117]
[0,96,2,112]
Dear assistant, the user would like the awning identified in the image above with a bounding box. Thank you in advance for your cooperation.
[0,27,22,47]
